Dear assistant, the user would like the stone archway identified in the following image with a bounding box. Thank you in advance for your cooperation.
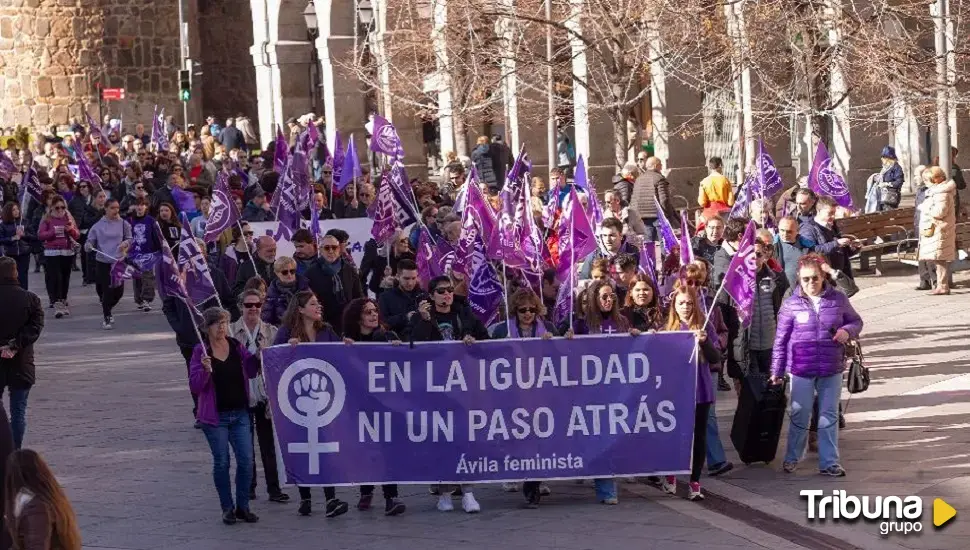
[250,0,314,144]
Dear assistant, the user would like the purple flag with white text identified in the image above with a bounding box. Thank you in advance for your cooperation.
[151,106,168,152]
[369,115,405,161]
[18,166,43,206]
[75,150,104,195]
[204,172,240,242]
[721,220,758,326]
[556,187,597,282]
[455,182,496,275]
[0,153,16,181]
[416,226,435,284]
[331,132,344,186]
[336,136,363,192]
[808,141,853,208]
[744,139,782,199]
[178,213,218,305]
[638,241,658,288]
[574,155,603,227]
[86,113,104,141]
[655,199,678,255]
[730,180,751,219]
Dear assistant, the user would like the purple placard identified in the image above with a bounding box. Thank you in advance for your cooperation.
[262,333,697,486]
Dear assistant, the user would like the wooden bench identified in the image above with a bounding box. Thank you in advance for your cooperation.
[838,207,916,276]
[898,221,970,271]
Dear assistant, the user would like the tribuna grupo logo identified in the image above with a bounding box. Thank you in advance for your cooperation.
[801,490,923,536]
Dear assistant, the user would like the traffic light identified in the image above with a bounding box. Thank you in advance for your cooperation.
[179,69,191,102]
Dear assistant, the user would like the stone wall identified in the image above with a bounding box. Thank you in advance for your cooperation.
[197,0,257,127]
[0,0,187,133]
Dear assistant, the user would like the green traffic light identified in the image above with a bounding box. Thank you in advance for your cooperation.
[180,89,190,102]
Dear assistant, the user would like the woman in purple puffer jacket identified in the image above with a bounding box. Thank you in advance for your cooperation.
[769,253,863,478]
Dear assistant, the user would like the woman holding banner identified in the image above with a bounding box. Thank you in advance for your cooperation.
[620,275,663,332]
[659,286,721,501]
[566,280,640,505]
[489,289,556,508]
[341,297,407,516]
[189,307,261,525]
[273,291,349,518]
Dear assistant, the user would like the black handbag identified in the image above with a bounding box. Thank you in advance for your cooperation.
[880,188,901,209]
[845,340,869,394]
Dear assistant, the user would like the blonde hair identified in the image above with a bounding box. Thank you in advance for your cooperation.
[477,135,489,146]
[274,256,296,272]
[928,166,947,184]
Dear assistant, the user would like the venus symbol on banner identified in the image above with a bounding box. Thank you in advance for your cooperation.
[276,358,347,475]
[815,157,849,198]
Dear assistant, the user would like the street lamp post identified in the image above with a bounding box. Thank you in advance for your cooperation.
[304,1,320,117]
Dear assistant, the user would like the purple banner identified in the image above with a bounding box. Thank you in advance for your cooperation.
[679,210,694,266]
[808,142,853,208]
[274,126,288,175]
[204,172,239,243]
[654,199,677,255]
[262,332,697,485]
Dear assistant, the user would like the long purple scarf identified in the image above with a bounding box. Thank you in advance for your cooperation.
[507,319,548,339]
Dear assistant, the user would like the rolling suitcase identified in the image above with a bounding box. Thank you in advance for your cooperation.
[730,373,787,464]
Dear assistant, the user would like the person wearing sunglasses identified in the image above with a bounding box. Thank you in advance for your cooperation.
[261,256,309,327]
[230,289,289,505]
[305,234,363,335]
[126,197,161,311]
[37,196,79,318]
[769,253,863,478]
[408,275,488,513]
[340,298,407,516]
[488,289,556,507]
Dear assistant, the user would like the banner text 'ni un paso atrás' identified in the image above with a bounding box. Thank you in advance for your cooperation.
[261,332,697,486]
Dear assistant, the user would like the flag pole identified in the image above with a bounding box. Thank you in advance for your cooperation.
[569,211,576,333]
[501,262,511,329]
[237,220,259,274]
[702,279,728,332]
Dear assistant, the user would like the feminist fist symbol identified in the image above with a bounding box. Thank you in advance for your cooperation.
[294,372,332,417]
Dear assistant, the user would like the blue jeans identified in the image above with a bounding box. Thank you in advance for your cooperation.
[1,386,29,449]
[594,478,616,501]
[705,399,727,469]
[785,374,842,469]
[201,410,254,512]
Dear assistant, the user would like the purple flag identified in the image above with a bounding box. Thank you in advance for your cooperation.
[370,176,397,243]
[75,150,104,195]
[155,225,193,303]
[679,210,695,266]
[744,139,781,198]
[808,141,853,208]
[638,241,658,288]
[455,182,496,275]
[86,113,104,141]
[369,114,405,161]
[556,186,597,282]
[109,259,139,288]
[309,190,320,240]
[416,227,435,284]
[170,185,197,214]
[574,155,604,227]
[730,179,752,219]
[386,163,418,228]
[151,106,168,152]
[274,126,288,174]
[466,241,503,326]
[331,132,344,185]
[430,238,457,277]
[274,131,310,241]
[552,276,574,328]
[721,220,758,326]
[306,121,321,150]
[336,136,363,192]
[205,172,240,242]
[0,153,16,181]
[18,165,43,205]
[178,213,218,305]
[654,199,678,255]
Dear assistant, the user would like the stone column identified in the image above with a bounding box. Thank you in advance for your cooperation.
[318,0,368,155]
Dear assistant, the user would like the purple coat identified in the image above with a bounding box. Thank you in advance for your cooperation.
[189,338,260,426]
[770,285,863,379]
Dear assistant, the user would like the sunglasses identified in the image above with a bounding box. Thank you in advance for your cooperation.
[322,245,339,252]
[801,275,820,283]
[362,308,379,315]
[517,307,538,314]
[243,302,263,309]
[243,231,254,237]
[53,206,65,211]
[434,287,455,295]
[600,294,617,301]
[277,269,296,276]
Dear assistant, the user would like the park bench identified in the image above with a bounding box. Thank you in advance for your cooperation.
[838,207,915,276]
[896,221,970,272]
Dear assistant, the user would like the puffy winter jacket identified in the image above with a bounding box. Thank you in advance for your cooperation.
[261,276,309,326]
[770,284,863,379]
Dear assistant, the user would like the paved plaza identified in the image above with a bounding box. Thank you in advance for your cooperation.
[15,266,969,550]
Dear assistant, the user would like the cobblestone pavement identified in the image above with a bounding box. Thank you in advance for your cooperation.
[16,262,969,550]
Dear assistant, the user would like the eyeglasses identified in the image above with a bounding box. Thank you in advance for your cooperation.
[243,231,254,237]
[134,186,144,191]
[322,245,339,252]
[516,307,538,314]
[243,302,263,309]
[801,275,820,283]
[277,269,296,276]
[434,287,455,295]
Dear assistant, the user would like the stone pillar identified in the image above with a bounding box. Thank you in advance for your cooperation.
[318,0,368,155]
[198,0,258,127]
[431,0,455,162]
[250,0,314,145]
[649,34,706,205]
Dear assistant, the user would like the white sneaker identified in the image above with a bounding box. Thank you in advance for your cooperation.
[436,495,453,512]
[102,317,113,330]
[461,492,480,513]
[660,476,676,495]
[502,482,519,492]
[539,484,551,496]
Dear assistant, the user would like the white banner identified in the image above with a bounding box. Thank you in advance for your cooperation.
[248,218,375,267]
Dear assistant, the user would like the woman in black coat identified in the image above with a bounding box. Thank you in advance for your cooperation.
[359,233,414,297]
[470,137,497,189]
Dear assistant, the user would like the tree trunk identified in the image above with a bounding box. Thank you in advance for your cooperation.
[611,108,628,172]
[453,111,468,158]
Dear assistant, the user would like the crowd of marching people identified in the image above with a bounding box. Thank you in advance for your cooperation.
[0,107,963,531]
